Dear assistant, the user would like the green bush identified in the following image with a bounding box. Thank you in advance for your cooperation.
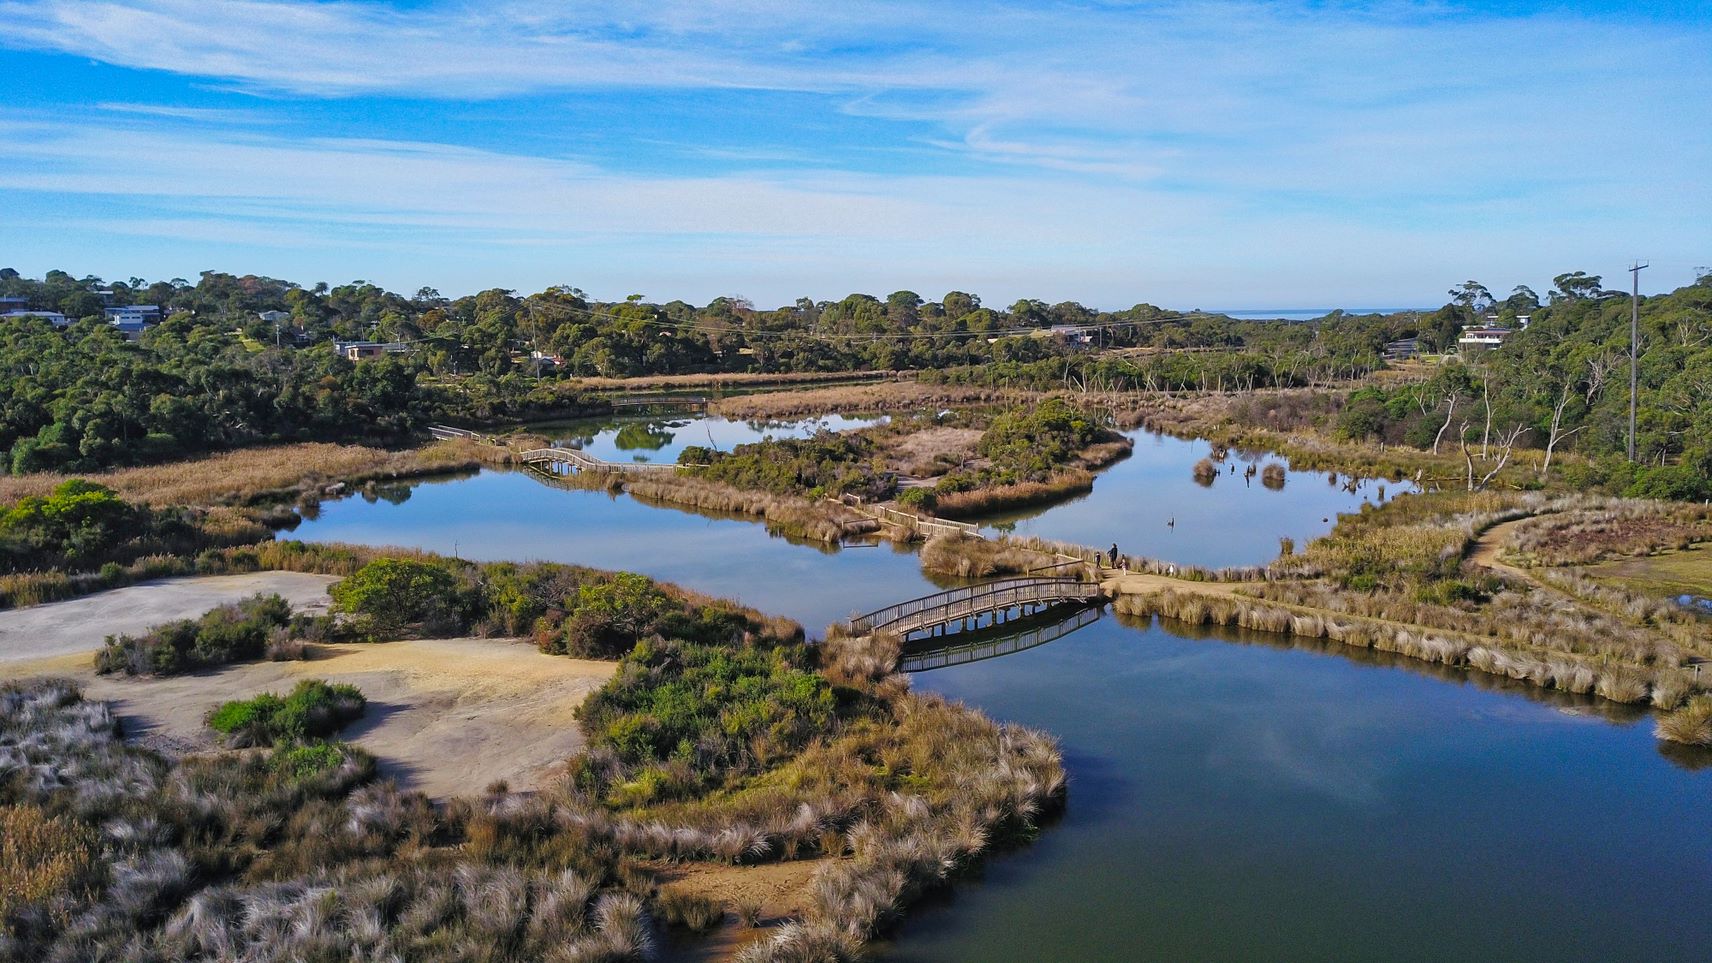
[330,557,466,638]
[680,432,894,501]
[576,638,835,799]
[207,679,367,747]
[96,593,295,676]
[896,486,935,509]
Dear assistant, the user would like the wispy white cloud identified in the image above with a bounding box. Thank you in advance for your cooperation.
[0,1,1707,302]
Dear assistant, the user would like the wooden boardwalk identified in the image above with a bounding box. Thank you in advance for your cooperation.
[519,447,679,476]
[854,576,1102,638]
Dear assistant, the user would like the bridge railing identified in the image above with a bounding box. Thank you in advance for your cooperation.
[429,425,484,441]
[519,447,679,474]
[854,576,1097,634]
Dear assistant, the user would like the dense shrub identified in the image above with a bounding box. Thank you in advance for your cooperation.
[96,593,295,675]
[207,679,367,747]
[680,432,894,501]
[576,638,836,802]
[978,398,1106,477]
[329,557,469,638]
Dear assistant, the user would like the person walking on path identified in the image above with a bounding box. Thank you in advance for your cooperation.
[1109,543,1119,567]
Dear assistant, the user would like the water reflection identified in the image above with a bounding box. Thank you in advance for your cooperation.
[975,429,1416,569]
[901,605,1101,673]
[528,411,886,465]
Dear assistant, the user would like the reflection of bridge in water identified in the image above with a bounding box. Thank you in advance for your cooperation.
[854,576,1103,639]
[900,605,1102,672]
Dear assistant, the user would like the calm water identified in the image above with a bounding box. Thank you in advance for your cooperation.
[892,613,1712,962]
[979,430,1413,569]
[288,428,1712,962]
[295,469,943,630]
[532,411,884,466]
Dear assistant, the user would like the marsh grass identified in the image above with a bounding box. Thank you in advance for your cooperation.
[0,441,486,509]
[625,475,879,543]
[1655,696,1712,746]
[1115,589,1703,711]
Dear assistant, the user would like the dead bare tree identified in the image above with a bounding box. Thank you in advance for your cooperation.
[1479,373,1494,458]
[1541,378,1586,478]
[1463,423,1525,491]
[1432,393,1459,455]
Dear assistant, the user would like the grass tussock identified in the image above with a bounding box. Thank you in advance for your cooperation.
[1114,588,1704,711]
[1655,696,1712,746]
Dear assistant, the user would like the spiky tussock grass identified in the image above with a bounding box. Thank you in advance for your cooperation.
[917,533,1065,579]
[653,884,725,932]
[1655,696,1712,746]
[1112,589,1698,710]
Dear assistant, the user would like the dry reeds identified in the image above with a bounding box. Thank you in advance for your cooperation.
[1113,588,1702,710]
[623,475,877,544]
[0,440,484,509]
[931,469,1095,518]
[711,383,1016,421]
[1655,696,1712,746]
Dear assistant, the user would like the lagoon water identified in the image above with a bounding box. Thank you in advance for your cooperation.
[976,430,1412,569]
[288,414,1712,962]
[533,411,885,466]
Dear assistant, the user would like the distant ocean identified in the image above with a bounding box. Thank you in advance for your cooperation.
[1208,308,1427,321]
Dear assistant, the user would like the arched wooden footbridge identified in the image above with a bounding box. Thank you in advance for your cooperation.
[853,576,1103,639]
[519,447,680,476]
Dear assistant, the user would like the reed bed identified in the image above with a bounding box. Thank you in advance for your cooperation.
[918,533,1086,580]
[0,440,486,509]
[623,475,879,543]
[1115,589,1705,712]
[711,383,1019,420]
[931,469,1096,518]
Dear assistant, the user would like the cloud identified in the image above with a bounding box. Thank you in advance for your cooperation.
[0,1,1707,302]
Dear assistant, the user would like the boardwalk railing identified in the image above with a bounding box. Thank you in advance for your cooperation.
[519,447,679,475]
[834,500,981,541]
[429,425,484,441]
[901,605,1101,673]
[607,394,711,408]
[853,576,1101,637]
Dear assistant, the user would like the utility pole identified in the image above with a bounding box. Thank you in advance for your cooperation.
[1627,261,1647,463]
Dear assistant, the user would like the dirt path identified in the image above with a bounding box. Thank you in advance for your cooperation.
[1468,517,1532,580]
[1099,568,1246,598]
[8,637,614,799]
[0,572,339,664]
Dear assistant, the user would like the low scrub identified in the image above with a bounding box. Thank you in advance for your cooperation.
[206,680,367,747]
[95,593,297,676]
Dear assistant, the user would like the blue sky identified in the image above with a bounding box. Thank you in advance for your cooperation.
[1,1,1709,308]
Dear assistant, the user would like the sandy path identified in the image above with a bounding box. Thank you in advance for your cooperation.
[8,637,614,799]
[1468,518,1532,580]
[0,572,339,664]
[1099,568,1245,598]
